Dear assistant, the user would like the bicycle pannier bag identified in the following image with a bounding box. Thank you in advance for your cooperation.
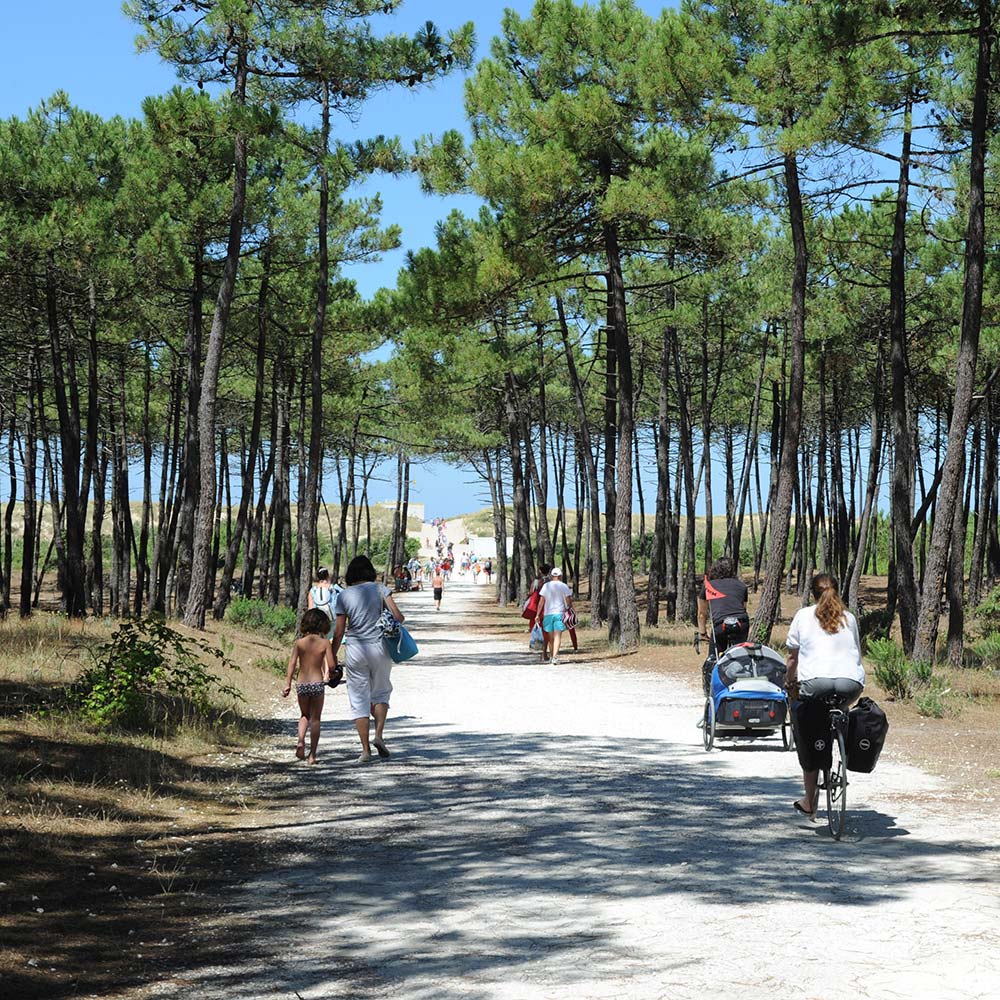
[846,697,889,773]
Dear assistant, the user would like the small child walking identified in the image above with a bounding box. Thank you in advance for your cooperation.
[282,608,336,764]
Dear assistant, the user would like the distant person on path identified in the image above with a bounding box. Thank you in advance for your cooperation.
[332,555,404,764]
[485,558,492,584]
[282,609,334,765]
[535,568,574,665]
[526,564,551,659]
[307,568,336,624]
[432,565,445,610]
[787,574,865,818]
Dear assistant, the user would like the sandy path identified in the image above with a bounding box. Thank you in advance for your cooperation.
[148,582,1000,1000]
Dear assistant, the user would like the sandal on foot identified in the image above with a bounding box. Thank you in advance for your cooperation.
[793,801,815,818]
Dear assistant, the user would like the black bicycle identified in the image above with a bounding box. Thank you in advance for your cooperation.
[819,695,850,840]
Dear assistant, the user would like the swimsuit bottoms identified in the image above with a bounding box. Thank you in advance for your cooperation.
[297,681,325,697]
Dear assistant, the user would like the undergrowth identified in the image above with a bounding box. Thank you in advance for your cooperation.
[225,597,297,639]
[866,638,949,717]
[73,618,243,732]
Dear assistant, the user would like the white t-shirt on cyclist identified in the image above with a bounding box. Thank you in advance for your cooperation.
[539,580,572,616]
[786,606,865,685]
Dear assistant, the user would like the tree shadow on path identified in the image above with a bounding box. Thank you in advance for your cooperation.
[152,716,992,1000]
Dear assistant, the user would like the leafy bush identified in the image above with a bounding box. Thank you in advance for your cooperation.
[255,656,288,677]
[75,618,242,730]
[226,597,297,638]
[914,688,945,719]
[868,638,912,700]
[367,533,420,567]
[969,631,1000,667]
[867,638,950,714]
[974,585,1000,632]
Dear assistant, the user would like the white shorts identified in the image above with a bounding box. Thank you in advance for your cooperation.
[345,640,393,720]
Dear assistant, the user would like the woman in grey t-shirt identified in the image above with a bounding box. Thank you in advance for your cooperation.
[332,555,405,764]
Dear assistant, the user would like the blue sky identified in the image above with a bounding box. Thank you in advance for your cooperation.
[1,1,693,520]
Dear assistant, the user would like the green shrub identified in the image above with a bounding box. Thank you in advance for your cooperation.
[975,585,1000,632]
[226,597,297,638]
[255,656,288,677]
[367,533,420,567]
[969,632,1000,667]
[868,638,912,700]
[908,658,934,686]
[867,637,949,711]
[914,688,945,718]
[74,618,242,731]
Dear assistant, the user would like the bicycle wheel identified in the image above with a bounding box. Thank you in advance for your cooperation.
[703,698,715,751]
[782,718,795,751]
[825,723,848,840]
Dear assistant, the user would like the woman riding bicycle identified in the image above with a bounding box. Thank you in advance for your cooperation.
[786,573,865,818]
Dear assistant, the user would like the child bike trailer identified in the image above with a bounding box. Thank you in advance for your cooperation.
[703,643,794,752]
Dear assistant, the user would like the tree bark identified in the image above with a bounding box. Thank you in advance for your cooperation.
[44,256,86,615]
[185,41,249,628]
[752,152,808,642]
[296,84,331,623]
[19,352,39,617]
[912,9,991,663]
[890,97,919,652]
[555,295,603,625]
[215,240,271,618]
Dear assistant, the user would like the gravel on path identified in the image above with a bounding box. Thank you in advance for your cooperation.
[145,581,1000,1000]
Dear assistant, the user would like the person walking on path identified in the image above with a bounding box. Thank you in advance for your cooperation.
[307,568,337,635]
[332,555,405,764]
[432,565,445,610]
[526,564,551,659]
[282,609,335,765]
[786,573,865,818]
[535,568,574,665]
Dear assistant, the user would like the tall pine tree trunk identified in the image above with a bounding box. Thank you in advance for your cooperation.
[296,86,331,623]
[603,214,640,649]
[913,9,991,663]
[555,295,603,625]
[890,99,919,652]
[185,42,249,628]
[752,152,808,641]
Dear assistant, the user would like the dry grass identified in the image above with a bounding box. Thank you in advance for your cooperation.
[0,611,291,998]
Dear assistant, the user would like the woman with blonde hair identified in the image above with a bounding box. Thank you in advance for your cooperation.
[785,574,865,818]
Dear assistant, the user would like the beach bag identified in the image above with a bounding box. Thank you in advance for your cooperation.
[379,608,401,639]
[563,608,578,630]
[385,625,418,663]
[522,589,541,621]
[846,697,889,773]
[529,623,545,652]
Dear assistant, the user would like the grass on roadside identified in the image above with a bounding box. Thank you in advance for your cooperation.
[0,611,289,999]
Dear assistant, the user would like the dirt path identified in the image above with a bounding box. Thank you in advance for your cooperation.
[144,582,1000,1000]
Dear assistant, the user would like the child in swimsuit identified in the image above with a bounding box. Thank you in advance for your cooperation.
[282,609,336,764]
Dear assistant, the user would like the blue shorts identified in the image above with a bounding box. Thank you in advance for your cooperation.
[542,613,565,633]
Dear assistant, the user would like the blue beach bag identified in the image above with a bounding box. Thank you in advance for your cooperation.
[385,625,418,663]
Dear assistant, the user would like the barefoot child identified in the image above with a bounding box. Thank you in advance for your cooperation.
[282,609,335,764]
